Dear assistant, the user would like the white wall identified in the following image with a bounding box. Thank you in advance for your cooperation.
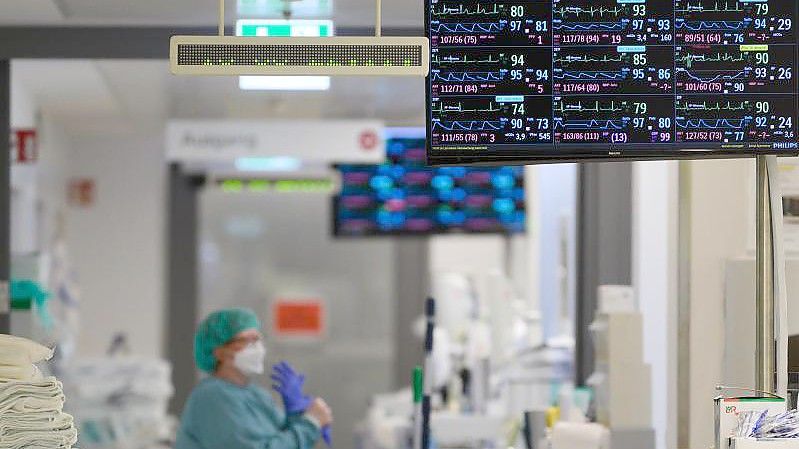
[536,164,577,340]
[36,114,72,249]
[65,132,166,359]
[428,235,509,274]
[10,78,39,256]
[632,158,754,449]
[687,158,753,448]
[632,161,679,449]
[10,75,71,271]
[11,77,35,128]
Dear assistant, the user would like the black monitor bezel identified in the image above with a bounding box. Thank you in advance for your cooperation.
[424,0,799,166]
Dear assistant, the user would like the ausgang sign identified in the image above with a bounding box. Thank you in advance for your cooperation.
[166,120,385,163]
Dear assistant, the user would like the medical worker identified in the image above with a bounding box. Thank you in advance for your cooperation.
[175,308,333,449]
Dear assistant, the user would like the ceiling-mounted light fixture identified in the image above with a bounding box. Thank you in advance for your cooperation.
[170,0,429,76]
[235,156,303,171]
[236,19,334,91]
[237,0,333,19]
[239,75,331,90]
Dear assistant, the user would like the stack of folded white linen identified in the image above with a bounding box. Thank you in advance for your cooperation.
[0,334,78,449]
[63,357,175,448]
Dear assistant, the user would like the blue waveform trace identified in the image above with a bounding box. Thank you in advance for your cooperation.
[676,20,749,31]
[554,22,626,32]
[555,119,626,130]
[432,22,504,33]
[683,70,748,83]
[676,118,750,129]
[554,71,627,81]
[432,71,505,82]
[433,121,504,131]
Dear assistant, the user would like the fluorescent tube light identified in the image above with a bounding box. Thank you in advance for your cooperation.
[235,19,334,90]
[235,156,302,171]
[239,75,330,90]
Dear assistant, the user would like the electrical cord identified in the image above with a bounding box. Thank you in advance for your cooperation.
[716,385,784,399]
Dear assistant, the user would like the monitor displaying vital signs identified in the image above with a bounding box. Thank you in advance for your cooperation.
[426,0,799,164]
[333,137,525,236]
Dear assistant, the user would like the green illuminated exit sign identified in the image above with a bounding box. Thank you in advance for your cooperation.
[236,19,334,37]
[238,0,332,18]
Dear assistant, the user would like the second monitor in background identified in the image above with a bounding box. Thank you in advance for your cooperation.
[333,137,526,237]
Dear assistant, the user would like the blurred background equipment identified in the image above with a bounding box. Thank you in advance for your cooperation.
[61,335,175,449]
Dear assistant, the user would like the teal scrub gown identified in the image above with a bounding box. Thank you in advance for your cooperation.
[175,377,321,449]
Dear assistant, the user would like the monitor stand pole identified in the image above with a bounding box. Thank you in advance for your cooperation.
[756,155,776,395]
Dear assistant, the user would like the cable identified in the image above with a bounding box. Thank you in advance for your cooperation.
[375,0,382,37]
[716,385,783,399]
[219,0,225,36]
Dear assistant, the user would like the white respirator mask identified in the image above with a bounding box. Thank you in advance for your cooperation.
[233,340,267,376]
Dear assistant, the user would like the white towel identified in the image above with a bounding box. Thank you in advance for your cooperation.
[0,335,53,366]
[0,425,78,449]
[0,378,65,414]
[0,363,43,382]
[0,377,63,396]
[0,410,74,434]
[0,342,78,449]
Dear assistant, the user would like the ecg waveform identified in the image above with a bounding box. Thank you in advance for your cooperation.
[432,22,504,34]
[675,1,745,14]
[676,20,749,31]
[555,71,627,81]
[432,54,500,65]
[555,100,626,113]
[432,71,505,82]
[555,119,626,130]
[554,54,625,64]
[683,69,748,82]
[554,21,626,31]
[433,121,504,131]
[432,3,501,17]
[676,118,750,129]
[432,102,502,114]
[676,100,749,112]
[554,6,625,19]
[677,51,748,68]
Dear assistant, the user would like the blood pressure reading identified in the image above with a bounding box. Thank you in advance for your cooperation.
[427,0,799,162]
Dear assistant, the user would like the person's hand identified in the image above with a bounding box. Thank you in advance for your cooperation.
[306,398,333,427]
[271,361,312,414]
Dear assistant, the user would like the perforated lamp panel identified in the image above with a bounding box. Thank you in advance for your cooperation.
[170,36,430,76]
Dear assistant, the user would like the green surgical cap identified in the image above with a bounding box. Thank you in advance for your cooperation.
[194,308,261,373]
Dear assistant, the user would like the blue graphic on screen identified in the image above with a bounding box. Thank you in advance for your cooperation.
[334,138,525,236]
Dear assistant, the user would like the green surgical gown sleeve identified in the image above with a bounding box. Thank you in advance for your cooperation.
[176,379,321,449]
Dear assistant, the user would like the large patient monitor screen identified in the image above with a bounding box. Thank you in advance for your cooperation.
[426,0,799,164]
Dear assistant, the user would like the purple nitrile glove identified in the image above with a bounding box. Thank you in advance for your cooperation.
[271,361,312,414]
[322,425,332,447]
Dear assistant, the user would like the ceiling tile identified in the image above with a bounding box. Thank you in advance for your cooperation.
[12,60,123,121]
[0,0,63,24]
